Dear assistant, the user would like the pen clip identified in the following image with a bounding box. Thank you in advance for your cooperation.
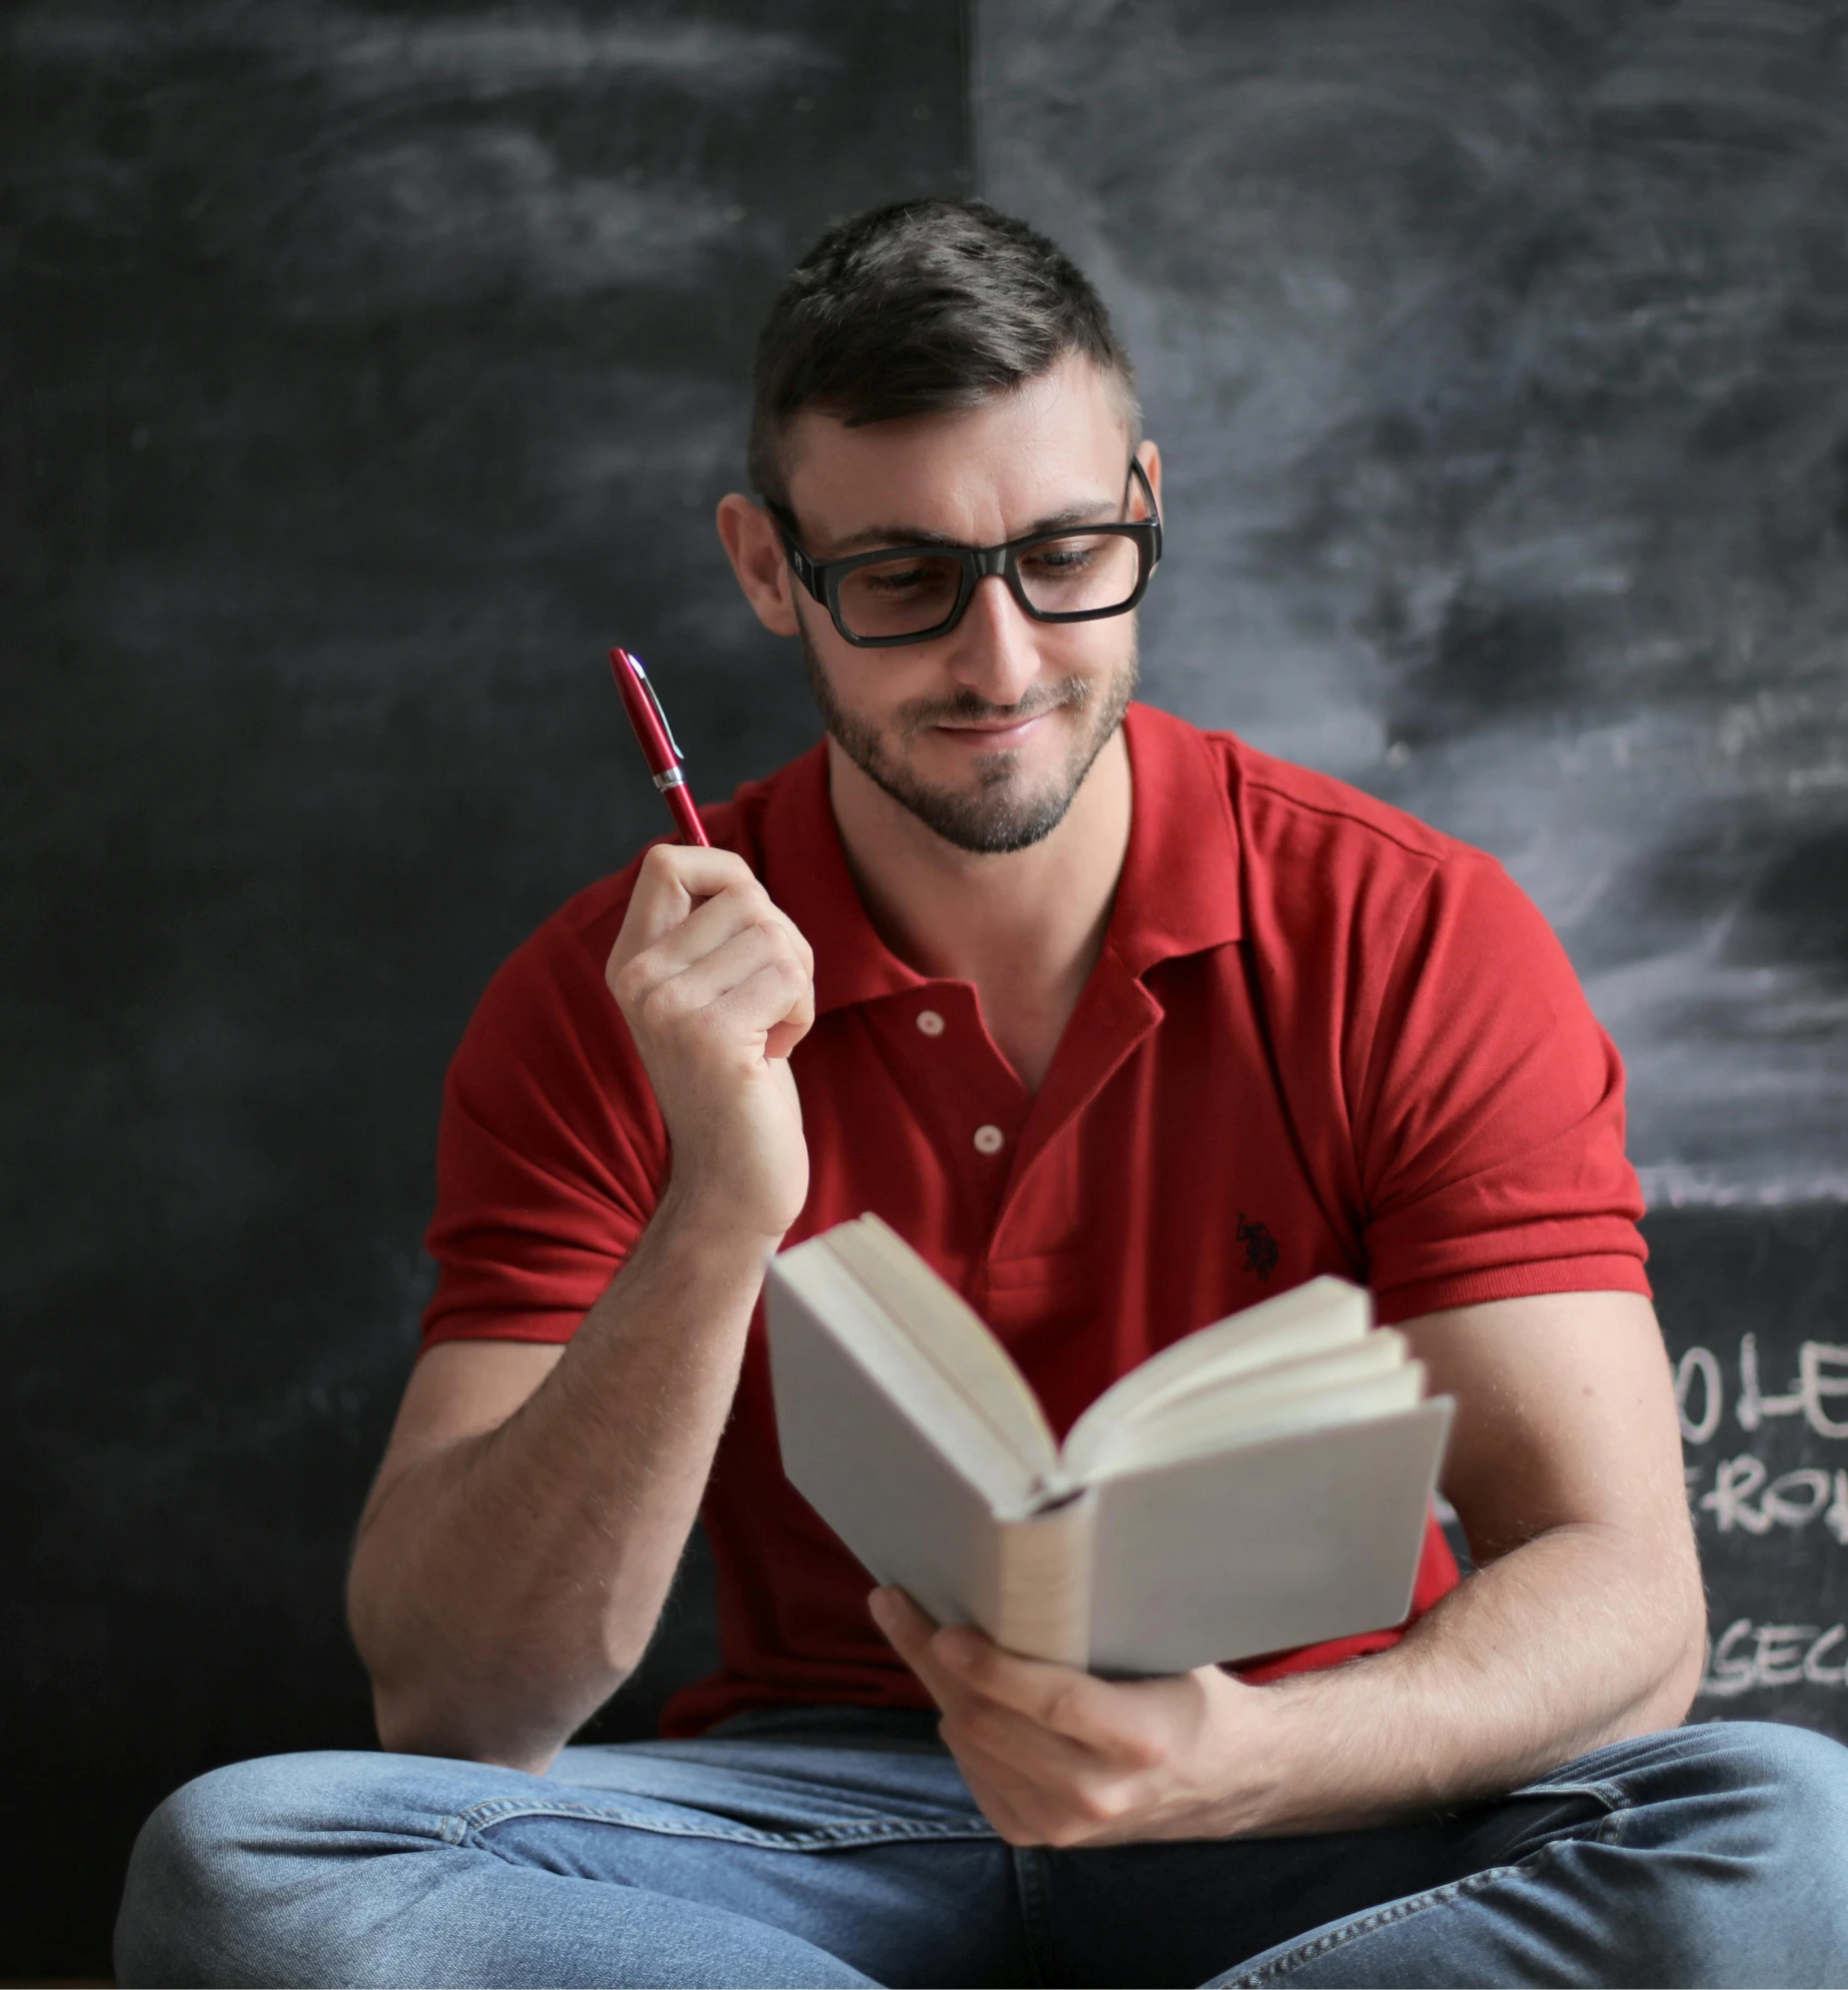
[626,652,684,763]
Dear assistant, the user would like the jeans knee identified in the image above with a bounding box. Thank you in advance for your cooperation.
[1714,1719,1848,1849]
[1678,1711,1848,1830]
[115,1752,376,1987]
[1619,1722,1848,1959]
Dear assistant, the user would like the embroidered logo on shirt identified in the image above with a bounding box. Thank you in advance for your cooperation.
[1238,1213,1280,1281]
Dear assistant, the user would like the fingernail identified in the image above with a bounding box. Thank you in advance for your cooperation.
[867,1588,893,1628]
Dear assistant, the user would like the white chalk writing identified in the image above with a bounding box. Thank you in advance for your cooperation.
[1675,1346,1722,1443]
[1673,1339,1848,1445]
[1700,1617,1848,1695]
[1736,1335,1848,1438]
[1688,1457,1848,1542]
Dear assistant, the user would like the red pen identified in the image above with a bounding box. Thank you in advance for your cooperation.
[608,646,710,848]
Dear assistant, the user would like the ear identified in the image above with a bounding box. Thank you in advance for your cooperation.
[1135,438,1163,514]
[716,493,801,637]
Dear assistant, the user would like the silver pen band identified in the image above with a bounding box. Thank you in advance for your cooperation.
[652,766,687,792]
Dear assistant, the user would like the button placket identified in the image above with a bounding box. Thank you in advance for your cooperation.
[878,990,1027,1190]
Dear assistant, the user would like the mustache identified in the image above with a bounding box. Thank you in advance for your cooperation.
[897,681,1091,733]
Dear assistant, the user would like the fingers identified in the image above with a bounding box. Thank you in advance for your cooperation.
[595,843,813,1239]
[637,867,813,982]
[642,924,815,1051]
[616,849,803,967]
[870,1586,1118,1747]
[869,1588,992,1716]
[870,1585,1164,1786]
[613,843,810,982]
[607,844,814,1055]
[870,1591,1137,1847]
[943,1637,1124,1750]
[868,1588,1114,1789]
[870,1588,1240,1849]
[868,1585,938,1668]
[622,843,761,949]
[868,1590,1075,1845]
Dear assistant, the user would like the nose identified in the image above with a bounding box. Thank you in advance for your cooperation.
[946,571,1043,709]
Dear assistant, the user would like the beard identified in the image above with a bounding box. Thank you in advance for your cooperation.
[799,622,1139,855]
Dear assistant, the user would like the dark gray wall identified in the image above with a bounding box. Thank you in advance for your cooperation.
[975,0,1848,1735]
[3,2,965,1970]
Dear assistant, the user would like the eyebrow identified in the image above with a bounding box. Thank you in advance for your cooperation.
[818,498,1120,557]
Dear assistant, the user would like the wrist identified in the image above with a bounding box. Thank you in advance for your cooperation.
[652,1173,793,1265]
[1191,1667,1297,1837]
[1205,1660,1437,1837]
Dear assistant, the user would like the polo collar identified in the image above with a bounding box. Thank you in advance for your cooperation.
[1106,700,1245,977]
[760,743,929,1017]
[759,702,1244,1019]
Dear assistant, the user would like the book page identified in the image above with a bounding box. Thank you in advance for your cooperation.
[1080,1360,1426,1483]
[1135,1330,1407,1440]
[1063,1276,1373,1480]
[767,1264,1023,1630]
[771,1242,1041,1515]
[767,1253,1084,1646]
[827,1214,1059,1480]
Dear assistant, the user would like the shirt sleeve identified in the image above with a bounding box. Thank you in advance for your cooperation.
[420,907,668,1349]
[1349,849,1650,1325]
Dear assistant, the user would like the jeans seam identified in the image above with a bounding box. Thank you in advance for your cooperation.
[455,1795,997,1852]
[1515,1775,1631,1809]
[1222,1810,1630,1987]
[1012,1847,1054,1989]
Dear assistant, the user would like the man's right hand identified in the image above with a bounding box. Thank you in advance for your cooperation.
[604,843,815,1244]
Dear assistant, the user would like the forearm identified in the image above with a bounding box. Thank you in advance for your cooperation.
[1225,1517,1706,1835]
[348,1188,772,1771]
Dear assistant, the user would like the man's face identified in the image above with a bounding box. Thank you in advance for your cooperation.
[777,358,1152,855]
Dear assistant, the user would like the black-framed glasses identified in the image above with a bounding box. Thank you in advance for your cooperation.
[780,459,1163,648]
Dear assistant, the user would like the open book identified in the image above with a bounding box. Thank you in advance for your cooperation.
[766,1215,1452,1675]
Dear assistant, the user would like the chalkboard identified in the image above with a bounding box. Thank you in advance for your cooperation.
[978,0,1848,1740]
[1,1,966,1972]
[1651,1204,1848,1736]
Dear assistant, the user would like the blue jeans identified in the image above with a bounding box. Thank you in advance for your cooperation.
[116,1707,1848,1987]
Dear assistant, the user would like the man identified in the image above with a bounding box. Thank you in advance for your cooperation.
[118,200,1848,1987]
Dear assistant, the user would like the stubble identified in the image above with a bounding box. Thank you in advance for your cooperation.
[799,625,1139,855]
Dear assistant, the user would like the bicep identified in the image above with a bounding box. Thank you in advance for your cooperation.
[1401,1291,1689,1565]
[361,1339,565,1530]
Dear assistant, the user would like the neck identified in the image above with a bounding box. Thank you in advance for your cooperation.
[826,724,1134,1094]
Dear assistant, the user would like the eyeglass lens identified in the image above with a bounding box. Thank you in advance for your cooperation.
[834,530,1143,641]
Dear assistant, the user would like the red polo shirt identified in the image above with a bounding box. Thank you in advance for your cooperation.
[423,702,1649,1734]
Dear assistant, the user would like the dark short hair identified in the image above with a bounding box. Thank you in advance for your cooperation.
[748,198,1138,513]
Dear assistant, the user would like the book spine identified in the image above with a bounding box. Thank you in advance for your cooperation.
[990,1490,1098,1668]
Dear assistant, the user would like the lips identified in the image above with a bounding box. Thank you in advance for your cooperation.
[932,711,1053,748]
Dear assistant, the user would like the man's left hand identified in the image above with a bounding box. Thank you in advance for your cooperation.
[868,1586,1269,1847]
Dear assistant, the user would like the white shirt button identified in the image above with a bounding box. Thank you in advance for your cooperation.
[916,1008,945,1037]
[973,1124,1005,1155]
